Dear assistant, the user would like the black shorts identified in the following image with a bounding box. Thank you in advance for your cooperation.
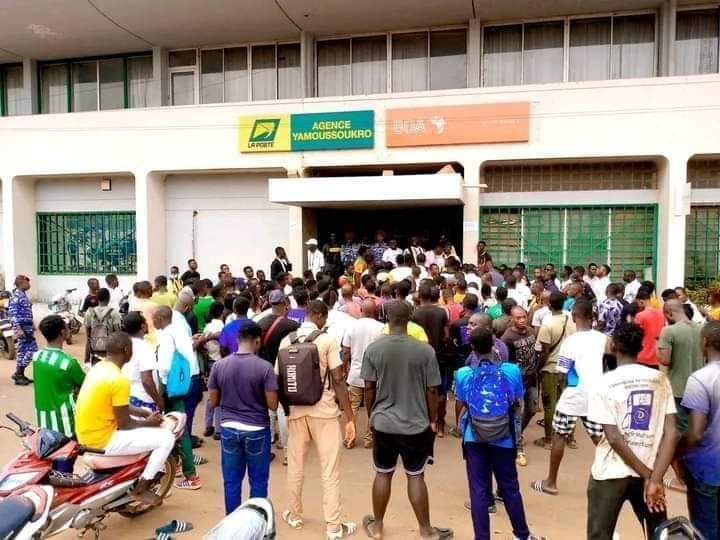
[372,429,434,476]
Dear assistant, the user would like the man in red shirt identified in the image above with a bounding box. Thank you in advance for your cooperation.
[634,289,666,368]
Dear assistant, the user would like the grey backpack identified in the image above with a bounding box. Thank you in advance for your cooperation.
[90,309,114,353]
[277,330,329,406]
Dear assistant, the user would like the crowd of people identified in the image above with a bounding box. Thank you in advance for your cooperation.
[5,231,720,540]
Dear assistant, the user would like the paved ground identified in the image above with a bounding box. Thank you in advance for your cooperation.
[0,330,687,539]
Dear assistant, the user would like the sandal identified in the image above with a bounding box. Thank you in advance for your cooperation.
[429,526,454,539]
[530,479,558,496]
[362,515,380,538]
[533,437,550,449]
[664,478,687,493]
[192,455,208,466]
[156,520,193,535]
[282,510,304,529]
[327,521,357,539]
[567,439,578,450]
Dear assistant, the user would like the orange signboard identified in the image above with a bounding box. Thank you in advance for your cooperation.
[385,102,530,147]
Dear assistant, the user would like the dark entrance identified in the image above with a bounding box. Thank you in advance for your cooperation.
[315,205,464,259]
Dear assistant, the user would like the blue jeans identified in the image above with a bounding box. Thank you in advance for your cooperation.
[220,426,271,514]
[183,375,202,438]
[464,442,530,540]
[686,473,720,540]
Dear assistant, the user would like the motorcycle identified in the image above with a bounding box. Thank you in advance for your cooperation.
[0,412,186,539]
[47,289,82,344]
[0,290,16,359]
[0,485,54,540]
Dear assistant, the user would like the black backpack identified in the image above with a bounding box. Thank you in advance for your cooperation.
[277,330,329,406]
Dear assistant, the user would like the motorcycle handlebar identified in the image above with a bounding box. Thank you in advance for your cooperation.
[6,412,29,431]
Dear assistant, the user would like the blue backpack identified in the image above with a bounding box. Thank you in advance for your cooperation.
[166,337,191,398]
[467,359,515,443]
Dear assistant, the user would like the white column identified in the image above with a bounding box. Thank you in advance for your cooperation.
[659,0,677,77]
[2,175,37,288]
[135,170,166,279]
[467,19,481,88]
[657,155,689,289]
[300,31,315,98]
[22,58,38,115]
[462,161,482,263]
[151,47,168,107]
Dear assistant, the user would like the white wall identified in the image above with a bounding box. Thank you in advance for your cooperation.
[165,173,289,279]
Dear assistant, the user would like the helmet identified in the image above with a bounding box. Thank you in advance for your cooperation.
[202,498,275,540]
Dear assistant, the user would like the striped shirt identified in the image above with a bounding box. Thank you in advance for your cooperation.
[33,348,85,437]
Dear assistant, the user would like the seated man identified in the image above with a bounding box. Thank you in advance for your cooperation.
[75,332,175,506]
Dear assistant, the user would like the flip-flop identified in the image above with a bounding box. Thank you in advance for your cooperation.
[531,480,558,496]
[363,515,379,538]
[192,455,208,466]
[282,509,304,529]
[429,526,454,539]
[154,533,173,540]
[567,439,578,450]
[327,521,357,539]
[533,438,550,449]
[156,520,193,535]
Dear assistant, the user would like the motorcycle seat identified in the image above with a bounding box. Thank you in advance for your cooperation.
[0,495,34,538]
[85,453,149,470]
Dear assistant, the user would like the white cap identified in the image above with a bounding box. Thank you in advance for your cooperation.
[305,238,318,246]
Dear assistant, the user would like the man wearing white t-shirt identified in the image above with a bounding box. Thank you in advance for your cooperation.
[586,322,679,539]
[381,239,403,268]
[121,312,162,412]
[531,299,603,495]
[591,264,611,303]
[341,299,383,448]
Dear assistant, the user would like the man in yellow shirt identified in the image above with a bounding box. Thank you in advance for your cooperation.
[151,276,177,309]
[75,332,175,506]
[381,321,429,343]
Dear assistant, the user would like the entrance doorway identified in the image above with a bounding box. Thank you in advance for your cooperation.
[315,205,464,259]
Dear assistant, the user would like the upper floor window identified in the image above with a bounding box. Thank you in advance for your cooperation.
[184,43,301,105]
[40,54,152,114]
[675,9,720,75]
[0,64,25,116]
[483,13,656,87]
[570,14,655,82]
[317,28,467,97]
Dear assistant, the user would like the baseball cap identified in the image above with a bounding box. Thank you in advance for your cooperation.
[269,290,286,305]
[305,238,318,246]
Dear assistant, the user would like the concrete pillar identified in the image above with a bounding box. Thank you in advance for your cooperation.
[659,0,677,77]
[462,161,482,264]
[657,155,689,289]
[2,175,36,287]
[21,58,38,115]
[300,31,315,98]
[135,171,166,278]
[467,19,481,88]
[151,47,168,107]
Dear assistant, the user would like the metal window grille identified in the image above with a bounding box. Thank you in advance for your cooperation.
[685,206,720,287]
[36,212,137,275]
[687,158,720,189]
[479,205,657,278]
[483,161,657,192]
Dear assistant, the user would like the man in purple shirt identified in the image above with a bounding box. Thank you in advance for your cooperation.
[218,296,252,355]
[678,321,720,539]
[466,312,509,366]
[208,322,279,514]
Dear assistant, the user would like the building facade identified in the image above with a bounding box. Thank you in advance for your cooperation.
[1,0,719,299]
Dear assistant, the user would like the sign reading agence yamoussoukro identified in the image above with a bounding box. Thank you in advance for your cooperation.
[239,110,374,153]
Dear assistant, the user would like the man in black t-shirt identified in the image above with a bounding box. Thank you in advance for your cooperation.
[180,258,201,285]
[412,283,449,435]
[258,290,299,367]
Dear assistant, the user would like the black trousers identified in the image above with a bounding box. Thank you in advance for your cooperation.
[587,476,667,540]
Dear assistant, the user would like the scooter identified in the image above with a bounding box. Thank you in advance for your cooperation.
[47,289,82,344]
[0,290,16,359]
[0,485,54,540]
[0,411,186,539]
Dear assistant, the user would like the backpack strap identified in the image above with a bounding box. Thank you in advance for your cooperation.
[262,316,285,347]
[100,309,113,324]
[305,328,327,343]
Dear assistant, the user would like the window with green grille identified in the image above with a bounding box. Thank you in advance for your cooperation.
[36,212,137,274]
[479,205,657,277]
[685,206,720,287]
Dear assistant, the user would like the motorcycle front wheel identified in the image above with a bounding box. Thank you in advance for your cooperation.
[0,336,15,360]
[117,455,177,518]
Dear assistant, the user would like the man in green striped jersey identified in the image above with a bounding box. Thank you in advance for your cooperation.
[33,315,86,442]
